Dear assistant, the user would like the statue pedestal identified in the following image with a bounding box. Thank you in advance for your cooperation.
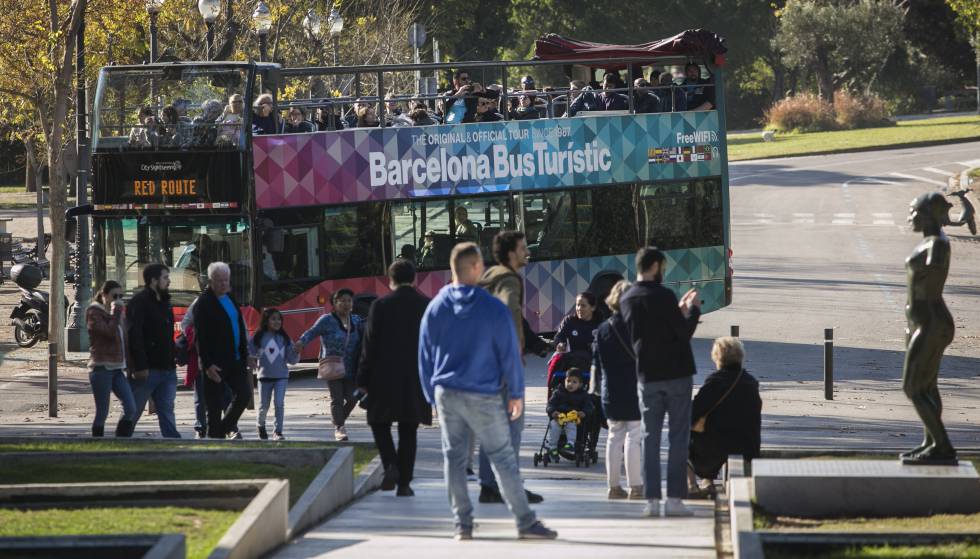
[753,459,980,517]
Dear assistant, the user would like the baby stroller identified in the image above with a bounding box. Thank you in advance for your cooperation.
[532,352,602,468]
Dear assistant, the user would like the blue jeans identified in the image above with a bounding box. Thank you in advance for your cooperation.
[89,367,137,430]
[435,387,536,531]
[639,376,693,500]
[131,368,181,438]
[478,391,524,490]
[257,378,287,434]
[194,373,235,434]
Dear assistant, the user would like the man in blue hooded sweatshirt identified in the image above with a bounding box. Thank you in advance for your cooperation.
[419,242,557,541]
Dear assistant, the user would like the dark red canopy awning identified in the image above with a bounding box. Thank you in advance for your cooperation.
[533,29,727,69]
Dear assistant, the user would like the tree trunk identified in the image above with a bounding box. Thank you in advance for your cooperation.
[24,137,37,193]
[814,50,835,103]
[45,0,86,361]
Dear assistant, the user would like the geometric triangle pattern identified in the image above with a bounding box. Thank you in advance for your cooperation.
[264,245,726,341]
[253,112,722,209]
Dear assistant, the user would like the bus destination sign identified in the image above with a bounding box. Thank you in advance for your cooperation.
[93,151,244,211]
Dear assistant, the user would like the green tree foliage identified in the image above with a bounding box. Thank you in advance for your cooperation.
[774,0,905,102]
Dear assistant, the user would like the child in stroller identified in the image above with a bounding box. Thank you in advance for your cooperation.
[534,368,600,467]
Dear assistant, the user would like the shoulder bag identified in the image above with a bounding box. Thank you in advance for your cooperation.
[692,369,744,433]
[317,315,351,381]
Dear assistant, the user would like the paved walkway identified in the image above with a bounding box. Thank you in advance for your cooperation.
[271,480,715,559]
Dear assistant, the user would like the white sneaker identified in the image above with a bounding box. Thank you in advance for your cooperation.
[642,499,661,517]
[334,426,348,441]
[665,498,695,517]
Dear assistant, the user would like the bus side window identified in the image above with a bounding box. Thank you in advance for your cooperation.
[522,192,574,260]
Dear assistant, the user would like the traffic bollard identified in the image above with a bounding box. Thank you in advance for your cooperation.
[48,342,58,418]
[731,325,740,337]
[824,328,833,401]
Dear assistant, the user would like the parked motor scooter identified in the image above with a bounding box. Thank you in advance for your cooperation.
[9,264,49,348]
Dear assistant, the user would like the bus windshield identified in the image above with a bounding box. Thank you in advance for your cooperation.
[92,66,252,152]
[94,216,251,307]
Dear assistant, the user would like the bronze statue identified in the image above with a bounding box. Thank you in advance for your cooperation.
[901,192,957,465]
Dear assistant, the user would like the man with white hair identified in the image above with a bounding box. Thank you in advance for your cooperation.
[193,262,252,439]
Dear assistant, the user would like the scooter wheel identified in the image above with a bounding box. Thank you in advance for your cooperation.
[13,325,39,348]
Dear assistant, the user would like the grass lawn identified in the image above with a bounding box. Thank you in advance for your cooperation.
[756,510,980,533]
[727,115,980,161]
[0,458,319,507]
[0,439,378,476]
[764,542,980,559]
[0,507,238,559]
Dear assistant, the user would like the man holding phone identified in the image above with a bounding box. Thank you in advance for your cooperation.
[620,247,702,518]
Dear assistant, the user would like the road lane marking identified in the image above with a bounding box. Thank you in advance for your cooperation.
[888,172,948,187]
[729,144,980,182]
[872,213,893,218]
[873,219,896,225]
[922,167,956,177]
[834,213,856,218]
[957,159,980,168]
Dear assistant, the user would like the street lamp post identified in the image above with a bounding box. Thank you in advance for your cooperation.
[65,9,91,352]
[327,9,344,91]
[252,1,271,62]
[198,0,220,60]
[146,0,163,62]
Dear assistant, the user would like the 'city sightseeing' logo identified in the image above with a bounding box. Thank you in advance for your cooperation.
[140,161,182,172]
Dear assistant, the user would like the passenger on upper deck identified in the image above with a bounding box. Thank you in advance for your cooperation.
[598,72,629,111]
[217,94,244,146]
[128,106,160,148]
[659,72,687,112]
[191,99,224,146]
[385,93,403,118]
[632,78,662,114]
[442,69,472,113]
[511,94,541,120]
[159,105,184,147]
[355,104,381,128]
[407,102,439,126]
[315,106,344,131]
[566,80,601,117]
[281,106,316,134]
[252,93,278,135]
[682,62,715,111]
[470,93,504,123]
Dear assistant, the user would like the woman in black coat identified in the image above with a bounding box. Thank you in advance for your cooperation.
[591,280,643,500]
[689,336,762,481]
[356,259,431,496]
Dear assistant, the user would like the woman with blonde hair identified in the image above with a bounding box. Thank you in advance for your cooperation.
[689,336,762,484]
[591,279,643,499]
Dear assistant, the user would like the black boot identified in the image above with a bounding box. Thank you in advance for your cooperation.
[92,424,104,437]
[479,485,504,503]
[258,426,268,440]
[381,465,400,491]
[114,419,134,438]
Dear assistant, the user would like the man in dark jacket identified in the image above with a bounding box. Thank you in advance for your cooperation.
[476,230,543,505]
[620,247,701,517]
[193,262,252,439]
[357,259,432,497]
[128,263,181,438]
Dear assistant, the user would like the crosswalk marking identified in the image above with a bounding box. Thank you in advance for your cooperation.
[956,159,980,169]
[922,167,956,177]
[834,213,856,218]
[873,219,895,225]
[872,213,893,218]
[888,172,948,187]
[793,213,814,217]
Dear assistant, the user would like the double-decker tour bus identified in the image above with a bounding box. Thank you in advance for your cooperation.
[88,30,731,358]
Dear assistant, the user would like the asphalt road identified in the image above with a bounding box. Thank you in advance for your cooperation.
[0,142,978,483]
